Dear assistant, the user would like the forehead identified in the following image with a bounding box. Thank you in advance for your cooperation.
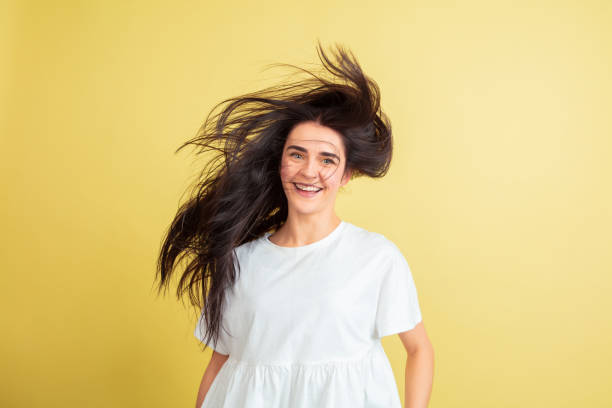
[284,122,344,155]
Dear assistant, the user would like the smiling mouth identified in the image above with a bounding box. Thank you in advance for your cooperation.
[293,182,323,192]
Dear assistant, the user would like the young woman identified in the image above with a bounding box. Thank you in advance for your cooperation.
[156,43,434,408]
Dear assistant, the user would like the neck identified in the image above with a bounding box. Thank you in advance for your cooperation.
[269,213,342,247]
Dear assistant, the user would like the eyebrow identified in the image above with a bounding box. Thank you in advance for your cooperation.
[286,145,341,161]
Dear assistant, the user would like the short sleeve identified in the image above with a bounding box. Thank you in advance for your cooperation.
[374,244,423,338]
[194,309,230,355]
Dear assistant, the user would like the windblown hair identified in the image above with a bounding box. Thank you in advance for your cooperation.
[155,42,393,352]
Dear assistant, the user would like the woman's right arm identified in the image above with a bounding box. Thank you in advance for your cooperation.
[195,351,230,408]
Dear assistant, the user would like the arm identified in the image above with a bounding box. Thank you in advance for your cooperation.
[398,321,434,408]
[195,350,230,408]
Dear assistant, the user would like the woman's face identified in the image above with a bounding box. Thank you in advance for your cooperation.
[279,121,352,217]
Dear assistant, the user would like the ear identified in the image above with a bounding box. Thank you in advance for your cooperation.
[340,166,352,186]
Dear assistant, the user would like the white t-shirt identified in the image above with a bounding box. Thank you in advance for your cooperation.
[195,220,423,408]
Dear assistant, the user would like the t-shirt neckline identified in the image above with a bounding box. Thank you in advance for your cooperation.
[263,221,346,253]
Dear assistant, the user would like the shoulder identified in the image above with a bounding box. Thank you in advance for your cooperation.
[341,221,404,260]
[229,236,266,272]
[233,237,258,258]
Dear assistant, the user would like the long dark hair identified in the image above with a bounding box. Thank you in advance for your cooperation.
[155,42,393,351]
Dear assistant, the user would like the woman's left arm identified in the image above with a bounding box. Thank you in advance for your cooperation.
[398,322,434,408]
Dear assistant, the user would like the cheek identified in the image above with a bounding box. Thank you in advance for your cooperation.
[322,168,344,189]
[279,159,296,181]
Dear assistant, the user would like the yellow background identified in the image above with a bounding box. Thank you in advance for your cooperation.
[2,0,611,407]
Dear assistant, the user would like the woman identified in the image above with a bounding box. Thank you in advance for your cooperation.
[156,42,434,408]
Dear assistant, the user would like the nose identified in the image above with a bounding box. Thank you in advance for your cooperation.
[299,156,319,180]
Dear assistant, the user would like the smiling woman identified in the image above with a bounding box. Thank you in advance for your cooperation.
[277,122,349,217]
[155,41,433,408]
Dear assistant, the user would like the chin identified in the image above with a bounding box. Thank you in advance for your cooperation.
[289,203,323,214]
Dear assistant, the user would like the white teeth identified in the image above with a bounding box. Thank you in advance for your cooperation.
[295,183,322,192]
